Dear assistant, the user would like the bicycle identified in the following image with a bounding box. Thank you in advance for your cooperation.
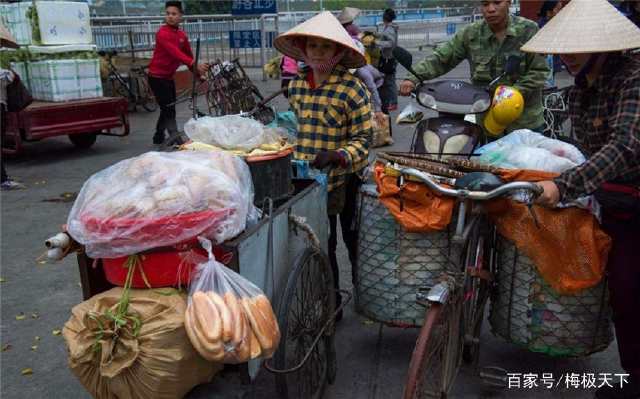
[204,59,275,125]
[99,50,157,113]
[391,165,543,399]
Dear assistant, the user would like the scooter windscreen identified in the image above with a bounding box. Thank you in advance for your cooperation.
[416,81,491,115]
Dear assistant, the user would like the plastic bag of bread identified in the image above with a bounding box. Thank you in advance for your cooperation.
[185,237,280,364]
[67,151,257,258]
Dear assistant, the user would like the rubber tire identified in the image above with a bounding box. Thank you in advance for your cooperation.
[274,248,336,399]
[461,228,490,365]
[138,77,158,112]
[111,78,135,112]
[68,133,97,149]
[403,298,464,399]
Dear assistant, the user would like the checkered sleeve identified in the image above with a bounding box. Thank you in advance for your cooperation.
[337,82,372,174]
[555,79,640,201]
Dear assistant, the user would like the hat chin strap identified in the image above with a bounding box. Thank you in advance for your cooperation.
[302,49,347,74]
[572,53,602,87]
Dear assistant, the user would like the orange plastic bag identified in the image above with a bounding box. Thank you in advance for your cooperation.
[374,163,455,232]
[488,169,612,294]
[373,164,612,294]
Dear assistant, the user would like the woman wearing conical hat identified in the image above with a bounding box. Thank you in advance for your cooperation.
[525,2,640,397]
[274,11,372,321]
[338,6,361,37]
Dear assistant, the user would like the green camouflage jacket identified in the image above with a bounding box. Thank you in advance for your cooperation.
[408,15,550,133]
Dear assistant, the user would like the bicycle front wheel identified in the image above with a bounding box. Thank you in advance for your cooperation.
[403,294,464,399]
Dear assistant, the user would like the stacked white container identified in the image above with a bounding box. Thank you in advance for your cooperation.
[1,1,102,102]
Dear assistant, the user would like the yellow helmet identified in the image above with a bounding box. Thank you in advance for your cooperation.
[483,85,524,137]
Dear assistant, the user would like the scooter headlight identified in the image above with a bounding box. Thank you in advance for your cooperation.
[417,92,437,110]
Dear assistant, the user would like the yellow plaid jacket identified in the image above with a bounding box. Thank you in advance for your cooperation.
[288,65,372,192]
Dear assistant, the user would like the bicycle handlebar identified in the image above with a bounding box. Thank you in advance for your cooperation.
[398,167,543,201]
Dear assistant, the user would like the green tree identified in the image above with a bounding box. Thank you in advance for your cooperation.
[183,0,233,14]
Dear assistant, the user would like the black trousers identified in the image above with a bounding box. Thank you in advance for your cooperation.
[328,174,361,305]
[148,76,178,137]
[601,211,640,378]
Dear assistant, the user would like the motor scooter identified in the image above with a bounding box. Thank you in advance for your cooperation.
[392,47,520,158]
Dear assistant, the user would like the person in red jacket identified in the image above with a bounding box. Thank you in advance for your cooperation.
[148,1,208,145]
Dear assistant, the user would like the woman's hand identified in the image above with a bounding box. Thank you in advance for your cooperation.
[399,80,416,96]
[312,151,343,169]
[535,180,561,207]
[374,111,387,126]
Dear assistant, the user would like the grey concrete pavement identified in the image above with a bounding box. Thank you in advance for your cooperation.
[1,54,621,399]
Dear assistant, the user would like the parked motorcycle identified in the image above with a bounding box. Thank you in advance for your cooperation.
[393,47,520,158]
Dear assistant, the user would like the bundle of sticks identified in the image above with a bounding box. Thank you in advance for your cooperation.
[377,152,498,179]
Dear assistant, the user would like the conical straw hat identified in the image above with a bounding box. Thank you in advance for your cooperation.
[0,24,18,49]
[338,7,361,24]
[521,0,640,54]
[274,11,366,68]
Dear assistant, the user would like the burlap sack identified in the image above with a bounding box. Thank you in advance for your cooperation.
[63,288,220,399]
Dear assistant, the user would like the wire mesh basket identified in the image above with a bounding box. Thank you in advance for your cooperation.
[354,184,461,327]
[489,236,613,357]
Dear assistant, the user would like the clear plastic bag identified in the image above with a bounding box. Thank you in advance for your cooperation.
[478,145,580,173]
[67,151,256,259]
[185,238,280,364]
[184,115,282,152]
[267,111,298,144]
[396,102,424,124]
[477,130,585,173]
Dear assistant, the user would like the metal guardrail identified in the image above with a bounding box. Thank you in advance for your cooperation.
[385,16,475,49]
[91,9,479,75]
[93,14,280,74]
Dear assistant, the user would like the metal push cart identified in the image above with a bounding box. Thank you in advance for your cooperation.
[76,178,342,399]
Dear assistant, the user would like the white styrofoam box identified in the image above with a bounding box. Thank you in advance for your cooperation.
[0,3,33,45]
[28,44,97,54]
[9,62,31,92]
[35,1,92,45]
[28,58,103,102]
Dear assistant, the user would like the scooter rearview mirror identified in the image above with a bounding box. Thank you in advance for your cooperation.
[488,54,522,88]
[393,46,424,82]
[393,46,412,70]
[505,55,521,77]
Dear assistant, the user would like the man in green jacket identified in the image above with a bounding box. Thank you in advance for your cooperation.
[399,0,549,134]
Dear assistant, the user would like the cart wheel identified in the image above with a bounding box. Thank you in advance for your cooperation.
[274,248,336,399]
[403,295,464,399]
[68,133,97,149]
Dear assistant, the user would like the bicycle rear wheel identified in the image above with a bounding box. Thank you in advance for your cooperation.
[403,293,464,399]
